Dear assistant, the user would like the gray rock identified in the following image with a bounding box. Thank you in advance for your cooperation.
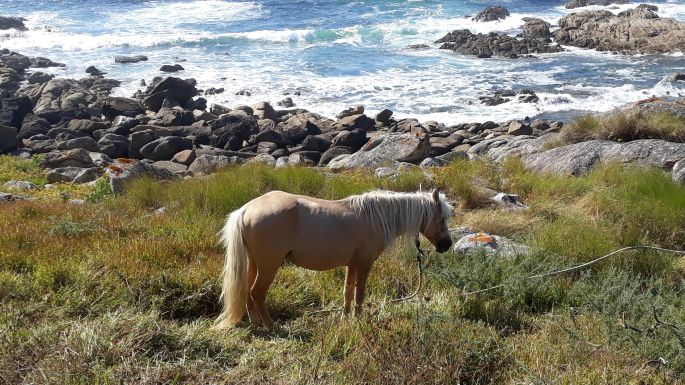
[420,157,445,168]
[27,71,54,85]
[375,109,393,124]
[251,102,278,121]
[172,149,196,166]
[3,180,37,191]
[143,77,197,112]
[244,154,277,167]
[56,136,98,152]
[553,10,685,54]
[436,29,563,58]
[565,0,629,9]
[328,133,430,170]
[188,154,242,174]
[97,134,130,158]
[101,97,145,120]
[0,16,28,31]
[472,6,510,22]
[436,150,469,164]
[507,121,533,136]
[67,119,110,134]
[522,18,552,41]
[672,159,685,184]
[47,166,99,183]
[374,167,398,178]
[151,160,189,174]
[0,124,18,153]
[114,55,148,64]
[128,129,156,159]
[107,159,178,194]
[491,193,528,209]
[42,148,95,168]
[160,64,184,73]
[302,134,332,152]
[319,146,353,166]
[453,232,530,258]
[0,192,20,202]
[525,139,685,176]
[139,136,192,161]
[331,128,367,150]
[336,105,364,119]
[275,153,315,168]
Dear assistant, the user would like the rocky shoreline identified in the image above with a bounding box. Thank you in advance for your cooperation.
[2,3,685,195]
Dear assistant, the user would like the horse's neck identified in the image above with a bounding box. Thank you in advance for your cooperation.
[348,193,428,246]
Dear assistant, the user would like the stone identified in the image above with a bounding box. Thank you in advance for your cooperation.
[46,166,99,183]
[0,192,20,202]
[97,134,130,158]
[331,128,367,150]
[143,77,198,112]
[254,129,292,147]
[565,0,629,8]
[0,16,28,31]
[42,148,95,168]
[374,167,398,178]
[56,136,98,152]
[521,18,552,41]
[673,159,685,184]
[491,193,528,209]
[30,57,65,68]
[160,64,184,73]
[507,121,533,136]
[85,66,106,76]
[472,6,510,22]
[0,124,19,153]
[666,73,685,82]
[101,97,145,120]
[251,102,278,121]
[275,153,315,168]
[453,232,530,258]
[67,119,110,134]
[420,157,445,168]
[151,160,188,174]
[27,71,54,85]
[336,105,364,119]
[3,180,37,191]
[328,133,430,170]
[553,10,685,54]
[277,97,295,108]
[334,114,375,131]
[115,55,148,64]
[1,96,32,128]
[210,114,259,149]
[139,136,193,161]
[172,149,196,166]
[319,146,353,166]
[302,134,332,152]
[153,108,195,127]
[375,109,393,124]
[128,129,156,159]
[436,29,563,58]
[244,154,277,167]
[188,154,242,174]
[107,159,178,194]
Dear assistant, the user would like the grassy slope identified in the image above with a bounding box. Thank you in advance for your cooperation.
[1,156,684,384]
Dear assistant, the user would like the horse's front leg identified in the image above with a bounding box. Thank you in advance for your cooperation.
[354,263,372,316]
[343,266,356,317]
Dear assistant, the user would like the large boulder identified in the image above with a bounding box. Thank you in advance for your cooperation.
[47,167,100,184]
[143,77,197,112]
[319,146,353,166]
[0,124,18,153]
[452,231,530,258]
[139,136,193,161]
[435,29,563,58]
[97,134,130,158]
[128,129,156,159]
[188,154,242,174]
[553,10,685,54]
[331,128,367,150]
[0,96,32,128]
[56,136,98,152]
[42,148,95,168]
[521,18,552,41]
[210,114,259,149]
[328,133,430,170]
[251,102,278,121]
[0,16,28,31]
[67,119,110,134]
[523,139,685,176]
[472,6,510,22]
[107,159,178,194]
[0,52,31,72]
[565,0,629,9]
[673,159,685,184]
[101,97,145,120]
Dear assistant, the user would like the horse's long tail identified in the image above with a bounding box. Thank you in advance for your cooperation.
[214,206,248,330]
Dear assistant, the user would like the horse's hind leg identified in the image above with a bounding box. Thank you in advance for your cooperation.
[246,260,262,327]
[250,264,279,329]
[354,264,372,316]
[343,266,356,316]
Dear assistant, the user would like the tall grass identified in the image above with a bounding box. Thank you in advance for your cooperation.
[560,111,685,144]
[1,158,685,383]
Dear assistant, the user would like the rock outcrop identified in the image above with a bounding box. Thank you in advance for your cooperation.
[436,29,562,58]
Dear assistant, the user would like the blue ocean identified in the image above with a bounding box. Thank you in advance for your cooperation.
[2,0,685,124]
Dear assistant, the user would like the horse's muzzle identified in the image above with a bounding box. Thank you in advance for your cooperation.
[436,238,453,253]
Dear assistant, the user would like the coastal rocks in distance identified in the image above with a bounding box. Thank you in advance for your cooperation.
[435,29,563,59]
[115,55,148,64]
[328,132,430,170]
[160,64,184,73]
[0,16,28,31]
[142,77,197,112]
[480,89,539,106]
[564,0,629,9]
[472,6,510,22]
[553,8,685,54]
[521,18,553,41]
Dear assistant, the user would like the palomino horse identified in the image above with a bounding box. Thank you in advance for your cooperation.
[214,189,454,329]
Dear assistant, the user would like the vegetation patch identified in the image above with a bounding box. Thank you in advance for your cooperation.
[1,157,684,383]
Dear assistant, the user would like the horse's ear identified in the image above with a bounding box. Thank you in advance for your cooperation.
[432,189,440,203]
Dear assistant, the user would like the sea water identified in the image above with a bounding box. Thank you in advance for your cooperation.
[2,0,685,124]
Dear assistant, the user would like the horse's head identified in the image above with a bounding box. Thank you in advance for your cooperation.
[420,189,453,253]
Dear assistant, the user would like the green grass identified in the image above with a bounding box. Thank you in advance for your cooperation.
[560,110,685,145]
[1,158,685,384]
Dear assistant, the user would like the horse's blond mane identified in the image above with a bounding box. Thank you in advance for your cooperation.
[345,190,453,247]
